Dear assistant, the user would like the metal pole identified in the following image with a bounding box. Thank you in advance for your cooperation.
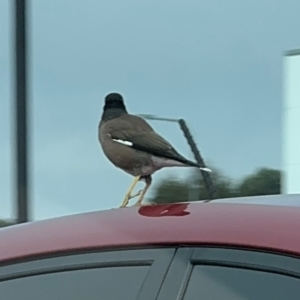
[178,119,218,200]
[14,0,29,223]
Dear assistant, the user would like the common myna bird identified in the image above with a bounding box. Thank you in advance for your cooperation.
[98,92,211,208]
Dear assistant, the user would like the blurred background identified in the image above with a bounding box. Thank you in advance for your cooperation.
[1,0,299,226]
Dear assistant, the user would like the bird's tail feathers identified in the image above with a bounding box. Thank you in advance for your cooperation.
[183,159,212,172]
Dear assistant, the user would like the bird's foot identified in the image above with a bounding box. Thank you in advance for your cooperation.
[129,190,143,199]
[119,190,143,208]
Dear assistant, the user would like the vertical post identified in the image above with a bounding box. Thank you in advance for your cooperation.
[14,0,29,223]
[178,119,218,201]
[282,50,300,195]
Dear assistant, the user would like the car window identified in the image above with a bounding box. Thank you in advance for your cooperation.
[154,248,300,300]
[0,266,149,300]
[0,248,176,300]
[183,265,300,300]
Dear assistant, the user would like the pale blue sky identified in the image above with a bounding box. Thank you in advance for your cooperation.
[1,0,299,220]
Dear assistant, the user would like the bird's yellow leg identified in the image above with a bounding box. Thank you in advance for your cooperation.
[128,190,142,199]
[120,176,141,208]
[133,179,152,206]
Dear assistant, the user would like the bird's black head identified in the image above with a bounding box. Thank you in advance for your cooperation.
[101,92,128,122]
[104,93,125,108]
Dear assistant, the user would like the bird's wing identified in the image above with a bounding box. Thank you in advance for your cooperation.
[111,127,175,155]
[106,115,185,162]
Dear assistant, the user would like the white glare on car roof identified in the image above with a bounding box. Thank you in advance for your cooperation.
[196,194,300,207]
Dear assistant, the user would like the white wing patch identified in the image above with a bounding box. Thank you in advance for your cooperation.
[112,138,133,146]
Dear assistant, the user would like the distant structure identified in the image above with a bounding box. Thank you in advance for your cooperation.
[282,49,300,194]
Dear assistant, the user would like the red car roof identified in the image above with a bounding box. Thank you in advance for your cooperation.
[0,202,300,263]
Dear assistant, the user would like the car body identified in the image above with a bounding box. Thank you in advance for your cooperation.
[0,194,300,299]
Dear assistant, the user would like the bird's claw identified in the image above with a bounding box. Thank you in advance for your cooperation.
[119,190,143,208]
[129,190,143,199]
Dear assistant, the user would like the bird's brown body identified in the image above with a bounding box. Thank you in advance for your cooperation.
[98,93,211,208]
[100,115,155,177]
[99,114,187,177]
